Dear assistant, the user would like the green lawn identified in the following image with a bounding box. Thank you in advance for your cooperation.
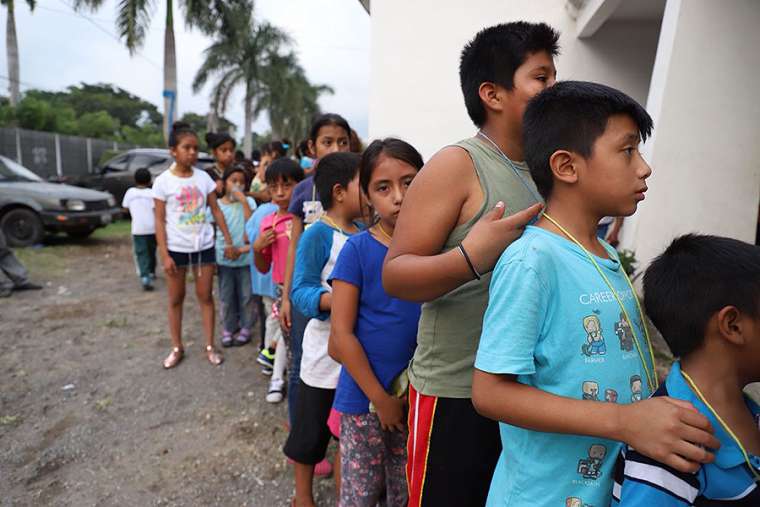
[91,219,132,240]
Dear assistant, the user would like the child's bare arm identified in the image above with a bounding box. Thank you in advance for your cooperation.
[383,147,542,302]
[472,369,720,474]
[328,280,405,431]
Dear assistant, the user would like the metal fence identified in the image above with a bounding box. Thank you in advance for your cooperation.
[0,127,140,179]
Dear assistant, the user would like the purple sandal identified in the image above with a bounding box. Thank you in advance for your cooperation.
[221,331,234,348]
[233,329,251,346]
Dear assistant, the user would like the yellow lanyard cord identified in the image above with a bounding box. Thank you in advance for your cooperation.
[320,215,348,236]
[375,223,393,242]
[542,213,658,392]
[680,369,760,483]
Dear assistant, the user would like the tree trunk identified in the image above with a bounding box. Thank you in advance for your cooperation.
[162,0,178,145]
[6,0,20,108]
[207,109,218,133]
[243,93,253,158]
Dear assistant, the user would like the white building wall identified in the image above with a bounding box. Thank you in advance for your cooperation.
[624,0,760,267]
[368,0,661,158]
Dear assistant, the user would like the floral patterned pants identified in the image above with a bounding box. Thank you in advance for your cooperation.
[339,412,409,507]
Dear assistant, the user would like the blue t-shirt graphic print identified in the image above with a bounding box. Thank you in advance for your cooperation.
[475,225,654,507]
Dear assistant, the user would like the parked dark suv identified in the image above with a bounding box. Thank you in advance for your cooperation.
[0,155,121,246]
[76,148,215,204]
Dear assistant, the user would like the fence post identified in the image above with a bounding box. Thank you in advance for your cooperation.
[86,138,93,173]
[54,134,63,178]
[113,141,118,151]
[15,128,22,164]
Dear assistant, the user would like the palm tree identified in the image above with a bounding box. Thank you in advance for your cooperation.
[193,13,291,157]
[74,0,248,143]
[2,0,36,107]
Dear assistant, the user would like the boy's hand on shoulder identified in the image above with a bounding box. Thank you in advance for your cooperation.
[619,396,720,473]
[461,201,543,274]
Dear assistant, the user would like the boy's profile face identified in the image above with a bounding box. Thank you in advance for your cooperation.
[269,176,296,211]
[336,174,362,219]
[502,51,556,126]
[577,114,651,217]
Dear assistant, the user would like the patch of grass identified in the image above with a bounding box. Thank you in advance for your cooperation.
[91,219,131,240]
[14,245,68,278]
[94,397,112,411]
[0,415,21,426]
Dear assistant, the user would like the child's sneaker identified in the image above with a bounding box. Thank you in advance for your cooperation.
[266,379,285,403]
[257,348,275,368]
[141,276,154,291]
[261,366,273,376]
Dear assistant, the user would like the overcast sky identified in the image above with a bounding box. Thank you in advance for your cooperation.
[0,0,370,139]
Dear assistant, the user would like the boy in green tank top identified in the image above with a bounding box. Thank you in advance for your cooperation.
[383,22,553,506]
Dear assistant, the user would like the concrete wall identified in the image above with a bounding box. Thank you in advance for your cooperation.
[623,0,760,267]
[368,0,661,158]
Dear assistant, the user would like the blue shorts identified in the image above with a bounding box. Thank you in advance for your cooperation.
[168,247,215,268]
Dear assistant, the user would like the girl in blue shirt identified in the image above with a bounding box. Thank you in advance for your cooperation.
[328,138,424,507]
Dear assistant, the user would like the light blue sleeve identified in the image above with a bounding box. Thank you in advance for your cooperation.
[291,225,330,321]
[475,258,549,376]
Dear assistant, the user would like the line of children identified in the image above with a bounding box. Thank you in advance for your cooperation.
[215,165,257,347]
[123,168,157,291]
[284,151,363,507]
[328,138,424,507]
[253,158,305,403]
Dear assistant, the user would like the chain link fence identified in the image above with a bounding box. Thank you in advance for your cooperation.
[0,127,141,180]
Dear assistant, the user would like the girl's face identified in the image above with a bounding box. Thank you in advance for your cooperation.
[259,152,273,178]
[309,125,350,160]
[214,141,236,168]
[269,176,297,211]
[171,134,199,168]
[366,155,418,227]
[224,171,246,195]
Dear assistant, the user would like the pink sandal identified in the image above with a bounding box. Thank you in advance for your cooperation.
[206,345,224,366]
[163,347,184,369]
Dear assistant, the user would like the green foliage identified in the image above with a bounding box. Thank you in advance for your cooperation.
[77,111,119,138]
[617,249,638,276]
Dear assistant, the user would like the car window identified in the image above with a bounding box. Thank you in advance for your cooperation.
[0,156,43,182]
[129,154,167,172]
[103,154,130,173]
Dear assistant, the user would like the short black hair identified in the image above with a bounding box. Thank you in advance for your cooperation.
[359,138,424,195]
[221,164,246,182]
[265,141,287,159]
[459,22,560,126]
[134,168,151,185]
[644,234,760,358]
[204,131,235,150]
[265,158,305,185]
[523,80,653,200]
[314,152,361,210]
[309,113,351,143]
[168,121,197,147]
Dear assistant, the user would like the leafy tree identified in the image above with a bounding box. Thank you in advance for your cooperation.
[2,0,36,108]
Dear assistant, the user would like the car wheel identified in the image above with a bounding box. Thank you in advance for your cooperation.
[0,208,44,247]
[66,228,96,239]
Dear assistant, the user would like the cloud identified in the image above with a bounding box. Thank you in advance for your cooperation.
[0,0,369,140]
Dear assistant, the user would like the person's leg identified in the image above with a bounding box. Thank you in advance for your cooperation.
[287,307,308,426]
[147,234,157,277]
[384,416,409,507]
[133,235,153,289]
[0,228,30,287]
[163,265,186,367]
[255,295,266,350]
[195,262,222,365]
[217,266,236,346]
[340,413,385,507]
[407,386,501,507]
[236,266,255,344]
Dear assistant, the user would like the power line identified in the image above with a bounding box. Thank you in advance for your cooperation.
[55,0,163,71]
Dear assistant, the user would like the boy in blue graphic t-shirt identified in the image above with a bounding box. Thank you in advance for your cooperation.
[613,235,760,506]
[472,81,720,507]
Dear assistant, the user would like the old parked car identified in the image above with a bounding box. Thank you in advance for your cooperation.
[76,148,215,204]
[0,155,121,246]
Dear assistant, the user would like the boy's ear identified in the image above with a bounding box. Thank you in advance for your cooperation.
[332,183,345,203]
[549,150,580,186]
[478,82,505,115]
[715,306,748,346]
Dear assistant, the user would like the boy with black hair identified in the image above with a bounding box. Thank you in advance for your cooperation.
[122,168,156,291]
[284,151,362,507]
[383,21,554,505]
[472,81,719,506]
[613,234,760,506]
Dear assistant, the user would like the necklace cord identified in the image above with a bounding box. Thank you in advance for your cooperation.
[542,213,658,392]
[680,369,760,482]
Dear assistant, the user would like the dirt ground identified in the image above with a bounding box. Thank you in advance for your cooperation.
[0,222,337,506]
